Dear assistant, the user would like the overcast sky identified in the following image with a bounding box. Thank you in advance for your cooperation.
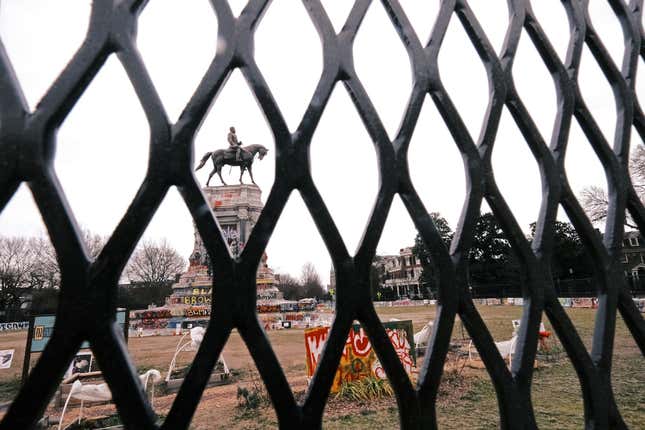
[0,1,642,285]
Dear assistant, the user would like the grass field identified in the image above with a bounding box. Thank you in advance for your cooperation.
[0,305,642,429]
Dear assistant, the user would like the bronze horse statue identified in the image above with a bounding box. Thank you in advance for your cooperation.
[195,143,269,186]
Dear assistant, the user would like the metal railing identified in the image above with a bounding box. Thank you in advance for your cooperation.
[0,1,644,429]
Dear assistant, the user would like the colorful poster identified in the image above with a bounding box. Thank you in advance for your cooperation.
[0,350,14,369]
[304,320,415,392]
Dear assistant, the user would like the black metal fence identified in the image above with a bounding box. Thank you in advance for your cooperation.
[1,1,644,429]
[468,275,645,299]
[626,274,645,297]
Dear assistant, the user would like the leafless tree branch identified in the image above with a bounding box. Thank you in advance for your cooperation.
[581,146,645,228]
[125,239,186,287]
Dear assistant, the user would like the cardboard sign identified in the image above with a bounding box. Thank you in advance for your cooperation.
[305,320,415,392]
[0,349,14,369]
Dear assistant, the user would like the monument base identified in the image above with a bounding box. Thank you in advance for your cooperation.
[129,183,284,336]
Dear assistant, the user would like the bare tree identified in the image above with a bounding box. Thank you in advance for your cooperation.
[631,144,645,197]
[580,145,645,228]
[30,237,60,290]
[0,237,37,320]
[0,229,107,320]
[28,229,105,290]
[125,239,186,288]
[83,229,107,258]
[300,262,324,299]
[580,185,613,225]
[276,273,303,300]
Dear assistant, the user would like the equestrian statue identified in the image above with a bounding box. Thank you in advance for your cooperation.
[195,126,269,186]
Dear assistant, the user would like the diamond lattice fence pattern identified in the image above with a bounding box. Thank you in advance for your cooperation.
[0,1,644,429]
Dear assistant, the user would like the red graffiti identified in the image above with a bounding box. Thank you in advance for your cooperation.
[387,329,414,373]
[351,328,372,357]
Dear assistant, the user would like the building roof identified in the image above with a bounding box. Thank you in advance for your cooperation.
[624,230,642,239]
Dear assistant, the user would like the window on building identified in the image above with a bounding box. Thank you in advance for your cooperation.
[622,254,629,263]
[629,236,639,247]
[641,254,645,265]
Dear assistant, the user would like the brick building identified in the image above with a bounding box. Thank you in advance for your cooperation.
[375,247,424,299]
[622,230,645,278]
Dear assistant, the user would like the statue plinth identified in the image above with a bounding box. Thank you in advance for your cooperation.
[169,183,280,308]
[189,184,263,265]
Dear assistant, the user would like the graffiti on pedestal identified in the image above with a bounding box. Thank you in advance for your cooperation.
[222,224,241,256]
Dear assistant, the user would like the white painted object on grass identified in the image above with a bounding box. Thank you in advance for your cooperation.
[413,322,434,352]
[166,326,229,383]
[58,369,162,430]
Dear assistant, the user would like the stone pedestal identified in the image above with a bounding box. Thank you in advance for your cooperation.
[190,184,264,263]
[168,184,279,307]
[130,184,282,335]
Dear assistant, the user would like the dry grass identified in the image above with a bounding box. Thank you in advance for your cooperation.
[0,305,642,429]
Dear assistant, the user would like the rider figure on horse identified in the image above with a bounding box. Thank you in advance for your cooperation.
[195,129,269,186]
[227,126,249,161]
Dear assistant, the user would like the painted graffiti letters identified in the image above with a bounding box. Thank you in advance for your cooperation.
[304,320,416,392]
[0,321,28,331]
[387,328,414,374]
[221,224,241,256]
[182,296,211,306]
[305,327,328,374]
[185,307,210,318]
